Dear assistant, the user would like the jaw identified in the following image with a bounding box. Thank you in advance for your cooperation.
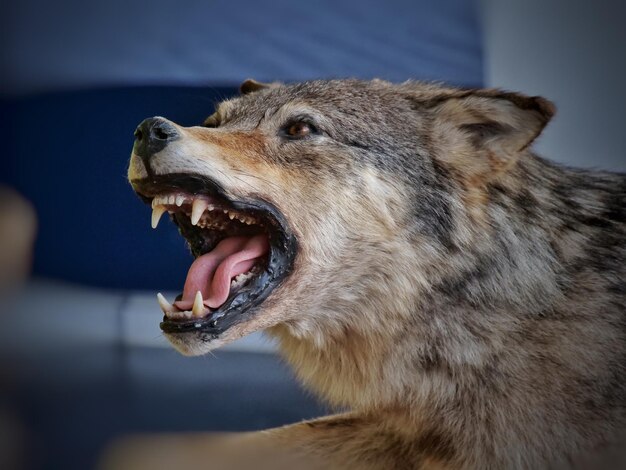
[164,301,289,355]
[130,173,298,354]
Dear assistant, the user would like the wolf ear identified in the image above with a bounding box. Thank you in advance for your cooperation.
[239,79,280,95]
[430,90,555,159]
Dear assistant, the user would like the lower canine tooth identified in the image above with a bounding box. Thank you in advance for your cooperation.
[192,291,205,317]
[191,199,209,225]
[151,205,167,229]
[156,292,173,314]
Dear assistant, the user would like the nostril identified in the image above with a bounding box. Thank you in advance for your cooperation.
[133,117,180,159]
[153,126,170,140]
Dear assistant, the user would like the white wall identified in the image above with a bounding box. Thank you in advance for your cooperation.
[481,0,626,171]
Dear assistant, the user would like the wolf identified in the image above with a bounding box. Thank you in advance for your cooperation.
[106,79,625,469]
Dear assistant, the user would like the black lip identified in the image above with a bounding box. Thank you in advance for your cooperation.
[130,173,298,337]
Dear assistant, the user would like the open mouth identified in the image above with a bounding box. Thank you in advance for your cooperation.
[131,174,297,337]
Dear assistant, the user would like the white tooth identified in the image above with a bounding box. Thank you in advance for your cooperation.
[223,209,228,214]
[192,291,205,317]
[175,195,185,206]
[156,293,173,314]
[207,204,215,211]
[151,198,157,208]
[168,310,191,320]
[167,195,174,205]
[191,199,209,225]
[151,205,167,229]
[228,213,236,220]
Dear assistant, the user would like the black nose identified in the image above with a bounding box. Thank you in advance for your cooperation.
[133,117,180,158]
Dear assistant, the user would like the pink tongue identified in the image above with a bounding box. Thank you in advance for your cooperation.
[174,234,269,310]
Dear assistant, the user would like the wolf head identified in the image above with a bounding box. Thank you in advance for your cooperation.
[128,79,554,356]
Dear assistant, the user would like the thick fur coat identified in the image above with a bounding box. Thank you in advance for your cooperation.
[107,79,625,469]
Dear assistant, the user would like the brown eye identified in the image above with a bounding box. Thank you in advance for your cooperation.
[284,121,317,139]
[287,122,311,137]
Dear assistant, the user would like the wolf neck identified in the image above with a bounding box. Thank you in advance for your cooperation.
[270,154,625,458]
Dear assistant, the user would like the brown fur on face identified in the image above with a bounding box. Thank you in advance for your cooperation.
[120,79,625,469]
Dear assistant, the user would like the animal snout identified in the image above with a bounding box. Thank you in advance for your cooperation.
[133,117,180,159]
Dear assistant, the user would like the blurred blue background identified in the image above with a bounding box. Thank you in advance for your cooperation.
[1,0,624,469]
[2,0,483,290]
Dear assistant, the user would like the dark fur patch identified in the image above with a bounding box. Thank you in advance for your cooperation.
[460,121,510,148]
[415,429,457,463]
[305,417,358,429]
[513,188,539,222]
[413,158,456,250]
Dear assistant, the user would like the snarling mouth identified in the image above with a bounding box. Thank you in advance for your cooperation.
[131,174,297,337]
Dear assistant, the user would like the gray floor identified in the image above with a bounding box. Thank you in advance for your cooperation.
[0,280,323,469]
[3,347,326,470]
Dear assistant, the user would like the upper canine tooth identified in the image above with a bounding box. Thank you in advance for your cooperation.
[191,199,209,225]
[151,205,167,229]
[192,291,205,317]
[156,292,174,314]
[175,195,185,207]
